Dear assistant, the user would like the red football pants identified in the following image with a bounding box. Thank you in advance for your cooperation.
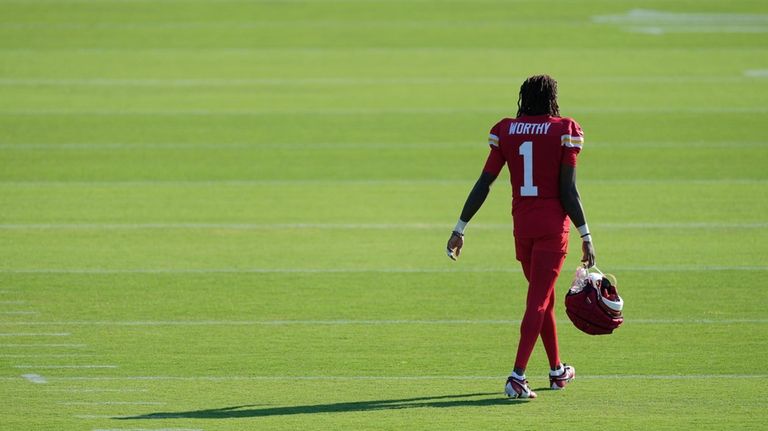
[513,233,568,371]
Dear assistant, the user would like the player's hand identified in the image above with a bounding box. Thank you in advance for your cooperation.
[581,240,596,268]
[446,231,464,261]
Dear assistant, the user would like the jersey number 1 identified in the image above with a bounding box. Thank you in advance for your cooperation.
[518,141,539,196]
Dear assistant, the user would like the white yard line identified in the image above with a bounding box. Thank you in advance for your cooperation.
[0,141,763,150]
[0,76,753,87]
[626,26,768,34]
[0,318,766,326]
[0,179,765,187]
[0,77,521,87]
[0,141,473,150]
[2,268,524,275]
[14,365,118,369]
[92,428,203,431]
[0,46,763,57]
[46,388,149,393]
[594,10,768,35]
[91,428,203,431]
[0,0,598,4]
[1,266,766,275]
[0,354,95,358]
[21,373,47,384]
[0,107,764,115]
[91,428,202,431]
[745,69,768,77]
[598,222,768,229]
[53,374,768,382]
[0,343,87,347]
[0,46,765,55]
[0,222,764,231]
[0,332,70,336]
[594,9,768,25]
[0,179,478,187]
[3,222,467,230]
[612,265,768,271]
[60,401,165,405]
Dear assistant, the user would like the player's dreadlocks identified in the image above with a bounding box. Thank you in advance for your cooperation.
[516,75,560,118]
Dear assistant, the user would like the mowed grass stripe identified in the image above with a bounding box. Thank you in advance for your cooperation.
[2,79,762,116]
[0,228,762,269]
[0,271,760,321]
[0,49,761,81]
[0,113,759,148]
[0,182,761,227]
[5,146,760,180]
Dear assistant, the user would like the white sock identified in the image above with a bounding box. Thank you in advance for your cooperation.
[550,364,565,376]
[511,370,525,380]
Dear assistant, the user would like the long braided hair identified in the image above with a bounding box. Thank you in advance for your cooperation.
[516,75,560,118]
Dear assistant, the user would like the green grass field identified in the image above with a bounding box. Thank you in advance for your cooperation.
[1,0,768,430]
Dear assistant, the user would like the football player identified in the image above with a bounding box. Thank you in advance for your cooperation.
[446,75,595,399]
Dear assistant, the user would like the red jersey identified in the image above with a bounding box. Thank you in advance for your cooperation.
[482,115,583,238]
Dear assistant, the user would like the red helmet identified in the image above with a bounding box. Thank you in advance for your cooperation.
[565,267,624,335]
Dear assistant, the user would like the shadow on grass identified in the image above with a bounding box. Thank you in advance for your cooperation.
[119,392,525,419]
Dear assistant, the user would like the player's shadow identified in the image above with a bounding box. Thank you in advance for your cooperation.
[118,392,524,420]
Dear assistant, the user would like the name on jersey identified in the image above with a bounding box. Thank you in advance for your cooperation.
[509,122,551,135]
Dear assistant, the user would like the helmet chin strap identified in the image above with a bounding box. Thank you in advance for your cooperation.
[586,264,603,276]
[586,265,618,287]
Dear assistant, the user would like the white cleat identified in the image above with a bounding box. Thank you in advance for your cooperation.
[505,375,537,399]
[549,364,576,390]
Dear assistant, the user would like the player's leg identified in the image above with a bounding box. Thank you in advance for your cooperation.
[512,235,537,374]
[538,253,576,389]
[540,285,560,368]
[515,237,533,282]
[513,249,563,373]
[506,237,537,399]
[507,250,561,399]
[537,233,568,369]
[535,232,575,390]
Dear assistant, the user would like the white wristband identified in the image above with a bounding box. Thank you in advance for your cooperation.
[454,219,468,234]
[577,224,589,237]
[581,234,592,243]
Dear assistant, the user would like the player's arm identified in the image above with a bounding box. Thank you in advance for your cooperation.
[447,129,505,261]
[447,171,498,260]
[559,163,596,267]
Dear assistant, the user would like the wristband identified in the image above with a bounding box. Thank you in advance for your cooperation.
[581,234,592,243]
[577,224,589,237]
[454,219,468,235]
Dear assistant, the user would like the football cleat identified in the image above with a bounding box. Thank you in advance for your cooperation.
[549,364,575,390]
[504,375,537,399]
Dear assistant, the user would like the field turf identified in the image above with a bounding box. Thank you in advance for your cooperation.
[1,1,768,430]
